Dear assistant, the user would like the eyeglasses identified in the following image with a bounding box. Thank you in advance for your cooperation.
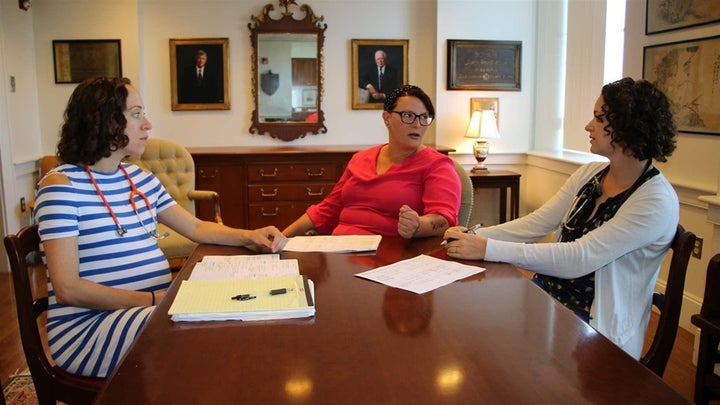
[390,110,434,126]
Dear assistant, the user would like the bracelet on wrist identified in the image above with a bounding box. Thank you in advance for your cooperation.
[150,290,156,306]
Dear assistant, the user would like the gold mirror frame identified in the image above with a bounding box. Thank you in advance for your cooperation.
[249,0,327,142]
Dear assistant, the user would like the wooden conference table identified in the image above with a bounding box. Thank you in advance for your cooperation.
[95,237,688,404]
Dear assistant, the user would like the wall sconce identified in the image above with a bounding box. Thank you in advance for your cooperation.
[19,0,31,10]
[465,98,499,172]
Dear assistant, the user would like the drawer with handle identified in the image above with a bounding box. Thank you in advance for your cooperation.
[247,202,311,229]
[246,163,337,182]
[247,183,331,202]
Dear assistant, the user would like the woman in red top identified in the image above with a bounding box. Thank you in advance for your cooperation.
[283,85,461,238]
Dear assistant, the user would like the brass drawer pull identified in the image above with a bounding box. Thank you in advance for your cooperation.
[261,207,279,217]
[306,167,325,177]
[199,168,218,179]
[259,168,278,177]
[260,188,279,197]
[306,187,325,197]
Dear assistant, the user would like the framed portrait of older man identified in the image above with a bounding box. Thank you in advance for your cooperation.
[170,37,230,111]
[351,39,409,110]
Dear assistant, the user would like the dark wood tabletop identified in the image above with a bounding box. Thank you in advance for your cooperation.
[95,236,688,404]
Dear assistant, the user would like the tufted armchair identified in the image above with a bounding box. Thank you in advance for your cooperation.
[452,160,474,228]
[126,138,222,269]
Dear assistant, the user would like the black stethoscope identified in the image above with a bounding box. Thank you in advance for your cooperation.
[561,174,603,234]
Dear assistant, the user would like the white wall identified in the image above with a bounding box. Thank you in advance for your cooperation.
[435,0,536,159]
[0,0,43,266]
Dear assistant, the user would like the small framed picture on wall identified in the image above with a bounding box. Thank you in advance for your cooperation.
[351,39,409,110]
[170,37,230,111]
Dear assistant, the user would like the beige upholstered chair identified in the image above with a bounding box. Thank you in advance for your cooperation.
[452,160,474,228]
[127,138,222,269]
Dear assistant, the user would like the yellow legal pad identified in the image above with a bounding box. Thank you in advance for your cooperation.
[168,275,315,322]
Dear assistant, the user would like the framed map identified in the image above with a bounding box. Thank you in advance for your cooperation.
[643,35,720,136]
[646,0,720,35]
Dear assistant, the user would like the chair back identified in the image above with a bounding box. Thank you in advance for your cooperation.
[127,138,196,215]
[3,224,104,405]
[691,253,720,404]
[452,161,474,228]
[126,138,222,266]
[39,155,61,178]
[640,224,696,377]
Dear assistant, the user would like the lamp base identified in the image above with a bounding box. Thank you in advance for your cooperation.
[471,140,490,173]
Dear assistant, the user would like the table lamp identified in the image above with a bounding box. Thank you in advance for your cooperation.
[465,109,500,172]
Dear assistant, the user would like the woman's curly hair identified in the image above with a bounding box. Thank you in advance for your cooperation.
[601,77,676,162]
[384,84,435,118]
[57,77,132,165]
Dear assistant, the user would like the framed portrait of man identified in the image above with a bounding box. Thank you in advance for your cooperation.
[351,39,409,110]
[170,38,230,111]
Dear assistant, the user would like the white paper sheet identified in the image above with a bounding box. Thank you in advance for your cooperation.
[189,255,299,281]
[355,254,484,294]
[283,235,382,252]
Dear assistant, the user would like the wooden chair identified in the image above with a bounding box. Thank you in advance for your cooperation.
[691,253,720,405]
[3,224,105,405]
[640,224,696,377]
[28,155,62,220]
[452,161,474,228]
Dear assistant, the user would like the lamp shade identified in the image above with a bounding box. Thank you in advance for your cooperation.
[464,110,482,139]
[479,109,499,140]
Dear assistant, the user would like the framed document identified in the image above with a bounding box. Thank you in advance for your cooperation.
[447,40,521,91]
[53,39,121,84]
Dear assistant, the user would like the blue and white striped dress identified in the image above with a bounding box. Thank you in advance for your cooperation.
[35,162,174,378]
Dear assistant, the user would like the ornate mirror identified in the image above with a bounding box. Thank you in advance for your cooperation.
[249,0,327,142]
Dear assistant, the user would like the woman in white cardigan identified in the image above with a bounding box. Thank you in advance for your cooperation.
[443,77,679,358]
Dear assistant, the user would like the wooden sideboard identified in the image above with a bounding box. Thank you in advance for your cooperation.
[189,145,454,230]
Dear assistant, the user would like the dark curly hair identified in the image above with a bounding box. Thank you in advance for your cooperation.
[600,77,676,162]
[384,84,435,118]
[57,77,132,165]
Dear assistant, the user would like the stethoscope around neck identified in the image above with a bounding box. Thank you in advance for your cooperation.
[84,164,170,240]
[560,173,603,234]
[560,160,655,235]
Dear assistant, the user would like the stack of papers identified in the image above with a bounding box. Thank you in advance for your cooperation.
[168,274,315,322]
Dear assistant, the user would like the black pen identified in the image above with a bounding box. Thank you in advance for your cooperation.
[270,288,293,295]
[440,223,483,246]
[231,288,294,300]
[231,294,256,301]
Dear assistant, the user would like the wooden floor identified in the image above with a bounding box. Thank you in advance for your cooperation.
[0,271,698,401]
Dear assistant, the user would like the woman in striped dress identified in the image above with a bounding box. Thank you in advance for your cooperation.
[34,77,287,378]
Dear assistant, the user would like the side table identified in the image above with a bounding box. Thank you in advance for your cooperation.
[468,170,521,223]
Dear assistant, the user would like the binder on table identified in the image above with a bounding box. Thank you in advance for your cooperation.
[168,274,315,322]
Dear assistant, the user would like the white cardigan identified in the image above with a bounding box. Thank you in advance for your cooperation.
[476,161,679,358]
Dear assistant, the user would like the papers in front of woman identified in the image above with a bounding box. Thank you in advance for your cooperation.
[283,235,382,252]
[189,254,299,281]
[355,254,485,294]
